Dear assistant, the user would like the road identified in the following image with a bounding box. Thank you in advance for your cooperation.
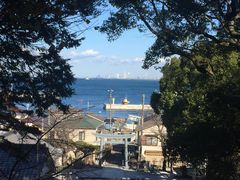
[63,165,173,180]
[58,145,184,179]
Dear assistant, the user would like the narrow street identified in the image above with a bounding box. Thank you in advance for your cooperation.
[60,145,177,180]
[105,144,125,166]
[63,166,172,180]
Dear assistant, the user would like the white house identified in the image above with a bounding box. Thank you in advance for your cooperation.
[135,115,166,167]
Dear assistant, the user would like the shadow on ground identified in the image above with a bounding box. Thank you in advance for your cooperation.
[105,144,125,166]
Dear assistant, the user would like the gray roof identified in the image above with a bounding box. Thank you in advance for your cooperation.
[31,113,103,130]
[0,140,54,179]
[135,115,162,131]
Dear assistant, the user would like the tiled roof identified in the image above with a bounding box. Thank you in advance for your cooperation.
[135,115,162,131]
[0,141,54,179]
[86,113,104,121]
[30,112,104,130]
[55,115,103,129]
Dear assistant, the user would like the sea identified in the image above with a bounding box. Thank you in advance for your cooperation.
[64,79,159,118]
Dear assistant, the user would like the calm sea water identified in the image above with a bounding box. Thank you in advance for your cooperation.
[64,79,159,118]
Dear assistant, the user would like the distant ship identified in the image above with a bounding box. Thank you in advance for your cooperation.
[103,98,152,111]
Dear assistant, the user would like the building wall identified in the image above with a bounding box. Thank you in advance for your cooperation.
[141,125,166,167]
[142,145,163,166]
[51,128,97,145]
[68,129,97,145]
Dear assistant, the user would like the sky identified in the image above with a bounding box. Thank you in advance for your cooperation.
[60,18,164,80]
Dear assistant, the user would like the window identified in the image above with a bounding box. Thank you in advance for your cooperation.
[142,135,158,146]
[79,131,85,141]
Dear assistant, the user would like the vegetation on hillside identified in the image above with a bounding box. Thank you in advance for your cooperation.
[100,1,240,179]
[151,46,240,179]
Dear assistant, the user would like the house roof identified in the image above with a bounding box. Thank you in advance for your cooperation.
[86,113,104,121]
[135,115,162,131]
[30,111,104,130]
[0,140,54,179]
[55,115,103,129]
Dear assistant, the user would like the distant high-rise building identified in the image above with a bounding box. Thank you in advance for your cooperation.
[116,73,120,79]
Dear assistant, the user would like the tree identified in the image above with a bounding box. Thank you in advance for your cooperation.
[99,0,240,73]
[0,0,103,133]
[151,47,240,179]
[99,2,240,178]
[0,1,104,179]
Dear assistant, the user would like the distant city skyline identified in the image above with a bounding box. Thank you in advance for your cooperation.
[61,21,165,80]
[82,72,160,80]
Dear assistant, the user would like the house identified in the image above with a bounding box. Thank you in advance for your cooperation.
[30,109,103,145]
[0,133,54,180]
[51,113,103,145]
[135,115,166,167]
[42,110,104,166]
[1,130,63,169]
[29,109,104,166]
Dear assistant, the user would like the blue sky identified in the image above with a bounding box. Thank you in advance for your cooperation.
[61,21,164,79]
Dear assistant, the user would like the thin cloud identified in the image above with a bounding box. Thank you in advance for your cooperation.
[112,57,143,65]
[79,49,99,57]
[133,57,143,62]
[64,49,164,67]
[61,49,100,60]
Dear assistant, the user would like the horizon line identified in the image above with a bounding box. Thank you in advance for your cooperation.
[75,77,159,81]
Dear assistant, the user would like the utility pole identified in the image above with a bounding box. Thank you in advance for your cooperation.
[107,89,114,133]
[138,94,145,162]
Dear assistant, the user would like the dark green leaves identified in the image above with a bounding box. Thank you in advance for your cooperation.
[154,49,240,179]
[100,0,240,70]
[0,0,102,133]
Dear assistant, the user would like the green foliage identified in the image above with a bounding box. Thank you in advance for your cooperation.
[0,0,103,133]
[73,141,99,154]
[100,0,240,73]
[153,48,240,179]
[99,1,240,178]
